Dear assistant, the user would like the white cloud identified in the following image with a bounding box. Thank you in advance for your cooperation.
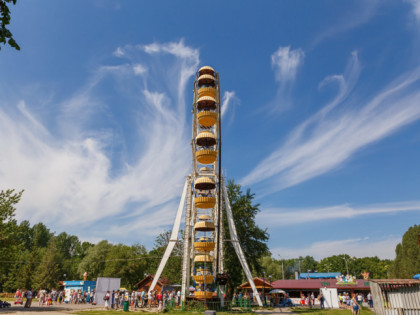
[221,91,238,118]
[133,64,147,75]
[405,0,420,21]
[271,237,400,260]
[0,40,200,246]
[113,46,125,57]
[271,46,305,83]
[311,1,380,47]
[258,201,420,227]
[268,46,304,112]
[241,52,420,193]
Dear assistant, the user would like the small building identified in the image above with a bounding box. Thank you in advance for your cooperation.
[135,274,175,293]
[298,272,341,280]
[63,280,96,301]
[237,277,273,293]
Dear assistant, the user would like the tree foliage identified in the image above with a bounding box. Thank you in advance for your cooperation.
[390,224,420,278]
[146,230,183,285]
[0,0,20,50]
[223,180,270,295]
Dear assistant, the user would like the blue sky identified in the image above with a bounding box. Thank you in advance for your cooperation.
[1,0,420,260]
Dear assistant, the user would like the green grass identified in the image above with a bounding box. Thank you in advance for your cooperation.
[73,311,253,315]
[291,307,374,315]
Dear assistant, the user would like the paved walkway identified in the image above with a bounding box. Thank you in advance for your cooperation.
[0,303,162,314]
[254,307,295,314]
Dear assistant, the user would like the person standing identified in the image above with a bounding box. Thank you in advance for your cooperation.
[357,293,363,308]
[114,290,119,309]
[38,289,45,306]
[319,292,325,309]
[104,291,110,310]
[24,289,32,308]
[367,292,373,308]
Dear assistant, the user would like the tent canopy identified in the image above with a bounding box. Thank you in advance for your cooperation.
[414,274,420,279]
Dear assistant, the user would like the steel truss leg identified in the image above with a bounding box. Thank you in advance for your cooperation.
[181,176,193,302]
[148,177,190,294]
[222,180,263,307]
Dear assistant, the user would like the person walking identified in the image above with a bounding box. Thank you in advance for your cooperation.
[104,291,110,310]
[351,294,360,315]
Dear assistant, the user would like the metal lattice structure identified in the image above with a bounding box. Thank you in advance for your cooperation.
[149,66,262,307]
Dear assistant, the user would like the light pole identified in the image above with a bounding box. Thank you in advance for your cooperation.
[268,275,272,307]
[278,255,285,280]
[262,271,266,306]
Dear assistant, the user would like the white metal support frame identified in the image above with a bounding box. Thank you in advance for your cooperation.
[222,179,263,307]
[148,177,190,294]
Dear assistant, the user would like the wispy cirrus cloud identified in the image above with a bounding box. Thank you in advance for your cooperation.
[0,40,199,245]
[271,237,400,260]
[311,1,380,47]
[241,51,420,193]
[405,0,420,22]
[268,46,304,112]
[271,46,305,83]
[258,201,420,227]
[221,91,239,118]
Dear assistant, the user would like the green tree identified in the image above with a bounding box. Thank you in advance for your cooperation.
[299,256,319,274]
[390,224,420,278]
[103,243,148,290]
[223,180,270,295]
[33,240,61,290]
[55,232,85,280]
[147,230,183,285]
[77,240,112,279]
[0,189,23,291]
[259,255,283,280]
[31,222,53,248]
[0,0,20,50]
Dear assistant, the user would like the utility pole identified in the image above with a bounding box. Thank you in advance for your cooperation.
[282,260,285,280]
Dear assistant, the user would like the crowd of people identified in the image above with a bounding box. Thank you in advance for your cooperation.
[102,289,182,311]
[13,288,95,308]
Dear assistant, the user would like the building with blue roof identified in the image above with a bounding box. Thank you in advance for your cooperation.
[298,272,341,280]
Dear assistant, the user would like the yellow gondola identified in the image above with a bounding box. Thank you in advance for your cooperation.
[194,255,214,263]
[194,291,214,300]
[197,96,217,111]
[196,150,217,164]
[198,66,215,77]
[194,241,215,253]
[194,220,215,231]
[196,131,217,147]
[194,275,214,284]
[194,196,216,209]
[198,111,217,127]
[198,74,215,87]
[198,86,216,98]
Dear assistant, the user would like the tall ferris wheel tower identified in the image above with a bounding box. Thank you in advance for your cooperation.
[149,66,262,307]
